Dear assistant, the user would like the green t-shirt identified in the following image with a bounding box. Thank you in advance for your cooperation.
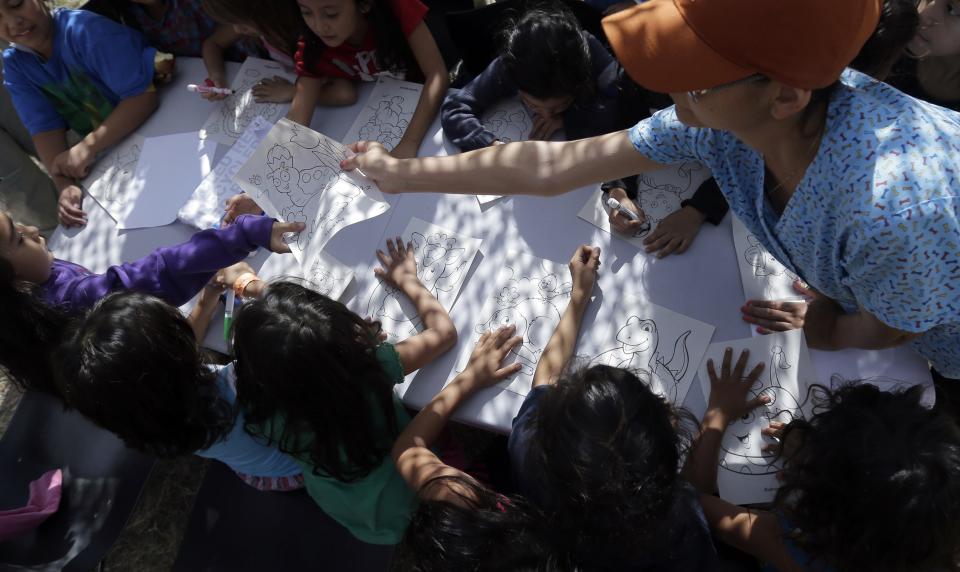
[258,343,416,544]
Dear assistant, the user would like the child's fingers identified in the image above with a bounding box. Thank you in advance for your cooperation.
[376,249,390,267]
[706,359,719,385]
[495,362,523,379]
[654,236,684,258]
[744,361,765,386]
[497,336,524,361]
[493,325,518,347]
[732,349,750,379]
[589,246,601,268]
[747,393,772,411]
[720,347,733,379]
[386,237,399,258]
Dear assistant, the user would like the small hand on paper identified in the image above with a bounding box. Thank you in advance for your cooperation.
[269,220,306,253]
[252,76,296,103]
[222,194,263,226]
[530,113,562,141]
[643,205,706,258]
[374,236,419,288]
[569,244,600,303]
[53,142,95,179]
[741,279,813,334]
[459,325,524,391]
[57,185,87,228]
[607,186,647,235]
[202,75,229,101]
[704,347,769,427]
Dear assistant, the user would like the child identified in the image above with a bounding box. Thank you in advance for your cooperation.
[0,1,171,228]
[441,4,619,150]
[0,210,302,393]
[53,290,305,492]
[232,237,457,544]
[290,0,449,158]
[126,0,219,57]
[692,359,960,572]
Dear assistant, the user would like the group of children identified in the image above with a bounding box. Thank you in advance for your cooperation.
[1,0,960,570]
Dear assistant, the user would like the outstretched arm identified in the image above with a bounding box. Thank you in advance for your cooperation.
[390,22,449,159]
[699,495,805,572]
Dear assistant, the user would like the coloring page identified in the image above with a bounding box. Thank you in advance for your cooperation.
[199,57,295,147]
[817,345,936,409]
[305,250,354,301]
[450,252,573,396]
[583,295,715,406]
[697,329,816,505]
[361,218,482,343]
[731,215,804,302]
[234,118,390,266]
[82,135,146,223]
[578,162,711,247]
[343,77,423,150]
[481,97,533,145]
[179,116,273,229]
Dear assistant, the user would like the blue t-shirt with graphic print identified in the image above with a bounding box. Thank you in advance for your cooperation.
[2,8,156,137]
[629,69,960,378]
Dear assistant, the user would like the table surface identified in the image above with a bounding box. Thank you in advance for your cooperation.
[49,58,933,434]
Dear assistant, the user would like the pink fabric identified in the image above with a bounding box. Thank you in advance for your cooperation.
[0,469,63,540]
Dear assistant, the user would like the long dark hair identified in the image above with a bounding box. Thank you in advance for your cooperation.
[53,291,235,457]
[201,0,302,57]
[849,0,919,80]
[233,281,401,482]
[774,383,960,572]
[0,257,70,395]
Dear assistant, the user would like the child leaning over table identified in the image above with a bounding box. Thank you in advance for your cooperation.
[0,0,174,229]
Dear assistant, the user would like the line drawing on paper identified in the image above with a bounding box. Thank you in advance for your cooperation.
[591,317,691,404]
[744,234,798,280]
[631,162,703,238]
[83,136,145,219]
[730,215,803,302]
[482,109,532,144]
[306,252,354,301]
[200,58,294,146]
[358,96,411,149]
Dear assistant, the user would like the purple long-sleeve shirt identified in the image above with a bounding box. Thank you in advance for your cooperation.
[41,215,274,312]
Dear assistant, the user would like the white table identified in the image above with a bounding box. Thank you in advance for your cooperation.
[49,58,933,434]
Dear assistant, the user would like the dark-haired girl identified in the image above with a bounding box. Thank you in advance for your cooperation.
[289,0,449,158]
[441,4,619,151]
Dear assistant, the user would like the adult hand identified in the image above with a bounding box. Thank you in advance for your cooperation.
[741,279,814,334]
[530,113,563,141]
[268,220,306,253]
[461,325,523,389]
[202,76,229,101]
[53,143,94,179]
[374,236,419,288]
[222,193,263,226]
[643,205,705,258]
[569,244,600,301]
[705,348,768,426]
[606,186,647,235]
[340,141,402,193]
[57,185,87,228]
[251,76,295,103]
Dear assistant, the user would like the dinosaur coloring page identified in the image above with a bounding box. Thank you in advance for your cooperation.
[343,77,423,150]
[305,250,354,301]
[450,252,573,397]
[83,135,146,223]
[234,118,390,267]
[179,116,273,229]
[578,162,712,247]
[361,218,482,343]
[731,215,805,303]
[199,57,295,147]
[585,296,715,406]
[697,329,816,505]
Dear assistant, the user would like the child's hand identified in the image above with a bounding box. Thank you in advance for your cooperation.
[643,205,705,258]
[222,193,263,226]
[251,76,296,103]
[761,420,788,456]
[569,245,600,301]
[374,236,418,288]
[705,348,769,427]
[741,279,812,335]
[606,187,647,235]
[213,261,256,290]
[461,325,523,389]
[341,141,402,193]
[530,113,563,141]
[269,220,306,253]
[202,77,230,101]
[57,185,87,228]
[154,53,176,84]
[53,143,94,179]
[197,280,226,308]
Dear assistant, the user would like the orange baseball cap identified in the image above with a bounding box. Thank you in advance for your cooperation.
[602,0,882,92]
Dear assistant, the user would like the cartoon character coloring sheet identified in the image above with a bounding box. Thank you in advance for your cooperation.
[578,162,712,246]
[179,116,273,229]
[343,77,423,150]
[234,118,390,267]
[697,329,816,505]
[361,218,482,342]
[83,135,146,222]
[450,252,572,396]
[199,57,295,147]
[475,98,534,206]
[305,250,355,301]
[731,215,804,303]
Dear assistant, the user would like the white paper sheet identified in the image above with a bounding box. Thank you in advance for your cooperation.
[450,251,572,396]
[199,57,295,147]
[581,295,715,406]
[578,162,711,247]
[343,77,423,150]
[234,118,390,267]
[179,116,273,229]
[361,218,482,342]
[731,215,803,302]
[82,135,146,223]
[471,98,534,206]
[697,329,816,505]
[816,345,936,409]
[304,250,354,301]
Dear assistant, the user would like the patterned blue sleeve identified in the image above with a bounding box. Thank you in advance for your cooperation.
[841,197,960,333]
[2,51,66,135]
[628,106,705,165]
[65,10,156,100]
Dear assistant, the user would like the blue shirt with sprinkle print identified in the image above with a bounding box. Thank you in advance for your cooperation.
[629,69,960,378]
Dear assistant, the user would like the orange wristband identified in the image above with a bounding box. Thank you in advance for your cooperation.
[233,272,262,299]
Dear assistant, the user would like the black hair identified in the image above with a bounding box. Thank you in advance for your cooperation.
[201,0,302,58]
[299,0,419,80]
[524,365,695,568]
[849,0,919,80]
[393,475,570,571]
[53,291,235,457]
[500,3,594,101]
[232,281,401,483]
[774,383,960,572]
[0,257,70,395]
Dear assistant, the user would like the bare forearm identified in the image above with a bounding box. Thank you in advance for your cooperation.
[393,372,473,464]
[82,91,158,155]
[682,412,727,493]
[700,494,804,572]
[396,70,448,152]
[32,130,74,191]
[202,41,228,84]
[287,77,322,126]
[532,294,589,387]
[188,296,220,341]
